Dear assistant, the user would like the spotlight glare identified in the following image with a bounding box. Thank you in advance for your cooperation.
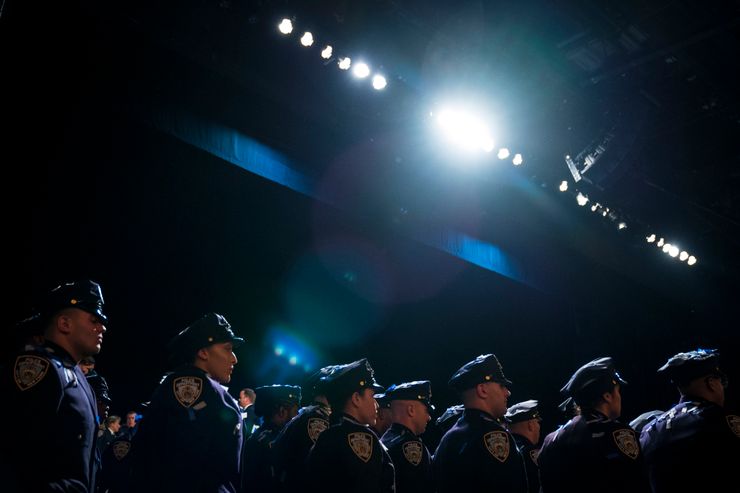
[646,234,656,243]
[679,251,689,261]
[662,243,671,253]
[669,245,679,257]
[591,204,598,212]
[497,148,510,160]
[657,237,665,247]
[576,192,589,206]
[274,346,284,356]
[559,180,568,192]
[482,138,495,153]
[338,57,351,70]
[289,356,298,365]
[352,62,370,78]
[300,31,314,47]
[372,74,387,90]
[278,19,293,35]
[512,153,523,166]
[436,107,495,153]
[687,255,697,266]
[321,45,333,59]
[618,222,627,230]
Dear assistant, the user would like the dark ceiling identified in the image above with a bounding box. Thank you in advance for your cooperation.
[4,0,739,419]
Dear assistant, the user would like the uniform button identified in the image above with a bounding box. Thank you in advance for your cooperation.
[78,434,83,440]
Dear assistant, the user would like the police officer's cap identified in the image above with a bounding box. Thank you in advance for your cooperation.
[321,358,384,400]
[385,380,434,410]
[39,280,108,323]
[448,354,512,391]
[504,400,541,424]
[561,356,627,402]
[167,312,244,362]
[629,410,663,434]
[254,384,302,418]
[657,348,725,386]
[374,390,391,409]
[304,364,340,396]
[436,404,464,432]
[87,373,112,404]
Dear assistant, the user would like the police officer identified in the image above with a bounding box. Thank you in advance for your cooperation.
[425,404,464,452]
[306,358,395,493]
[129,312,244,492]
[242,384,301,492]
[272,365,337,492]
[381,381,435,493]
[372,389,393,437]
[433,354,528,493]
[628,410,663,435]
[640,349,739,492]
[504,400,542,493]
[3,279,108,492]
[537,357,650,493]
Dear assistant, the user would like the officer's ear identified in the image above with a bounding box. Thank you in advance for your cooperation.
[196,347,209,361]
[350,390,363,408]
[55,312,74,335]
[407,403,416,418]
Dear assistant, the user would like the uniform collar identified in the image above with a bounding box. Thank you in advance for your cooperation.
[341,413,369,427]
[463,407,498,422]
[389,422,415,437]
[42,340,79,367]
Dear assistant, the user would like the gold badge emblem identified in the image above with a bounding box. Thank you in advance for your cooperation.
[173,376,203,408]
[307,417,329,443]
[727,415,740,437]
[348,432,373,463]
[613,429,639,459]
[483,431,510,462]
[112,440,131,460]
[529,448,540,465]
[14,356,50,391]
[402,440,423,466]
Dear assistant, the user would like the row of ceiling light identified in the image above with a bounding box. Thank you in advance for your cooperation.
[277,19,388,90]
[560,181,698,266]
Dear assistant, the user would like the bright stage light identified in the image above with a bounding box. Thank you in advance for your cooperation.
[497,148,510,160]
[687,255,697,266]
[289,356,298,365]
[435,107,495,153]
[321,45,333,59]
[300,32,314,46]
[278,19,293,34]
[618,222,627,230]
[657,237,665,247]
[372,74,387,90]
[662,243,671,253]
[576,192,589,206]
[668,245,679,257]
[679,251,688,261]
[338,57,351,70]
[352,62,370,78]
[559,181,568,192]
[646,234,656,243]
[512,153,523,166]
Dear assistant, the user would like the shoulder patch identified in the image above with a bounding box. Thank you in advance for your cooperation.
[613,429,639,459]
[307,417,329,443]
[348,432,373,463]
[112,440,131,460]
[172,376,203,407]
[483,431,510,462]
[529,448,540,465]
[14,355,50,391]
[402,440,423,466]
[727,415,740,438]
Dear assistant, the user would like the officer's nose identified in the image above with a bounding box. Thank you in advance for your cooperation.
[231,352,238,364]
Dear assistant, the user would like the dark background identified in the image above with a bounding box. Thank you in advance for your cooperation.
[3,0,739,435]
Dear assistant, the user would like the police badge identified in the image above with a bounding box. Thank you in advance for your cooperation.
[402,441,423,466]
[112,440,131,460]
[348,432,373,462]
[483,431,510,462]
[727,415,740,437]
[307,417,329,443]
[613,429,639,459]
[14,355,50,391]
[173,376,203,408]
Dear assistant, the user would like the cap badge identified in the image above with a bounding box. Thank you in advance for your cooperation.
[348,432,373,462]
[71,299,78,305]
[112,440,131,460]
[484,431,510,462]
[727,415,740,437]
[173,376,203,408]
[307,417,329,443]
[14,355,49,391]
[402,441,423,466]
[613,429,639,459]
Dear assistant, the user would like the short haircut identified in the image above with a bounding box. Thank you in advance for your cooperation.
[106,415,121,426]
[240,388,256,401]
